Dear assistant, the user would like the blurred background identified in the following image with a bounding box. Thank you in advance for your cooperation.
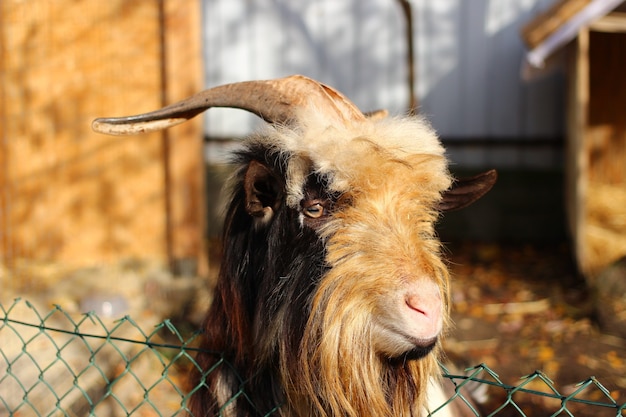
[1,0,626,414]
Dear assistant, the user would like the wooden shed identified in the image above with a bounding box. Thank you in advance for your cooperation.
[0,0,207,285]
[523,0,626,278]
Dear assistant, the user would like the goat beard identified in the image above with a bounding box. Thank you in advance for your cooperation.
[278,193,450,417]
[280,278,442,417]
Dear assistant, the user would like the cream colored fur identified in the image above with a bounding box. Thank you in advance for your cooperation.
[251,107,449,209]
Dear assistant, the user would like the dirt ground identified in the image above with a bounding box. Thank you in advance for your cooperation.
[444,242,626,417]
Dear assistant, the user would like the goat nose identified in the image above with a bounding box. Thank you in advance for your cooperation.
[404,281,443,340]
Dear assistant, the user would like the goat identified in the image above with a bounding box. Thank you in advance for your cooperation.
[93,75,496,417]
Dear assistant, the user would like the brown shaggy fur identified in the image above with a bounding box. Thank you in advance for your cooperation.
[250,115,452,416]
[300,174,449,416]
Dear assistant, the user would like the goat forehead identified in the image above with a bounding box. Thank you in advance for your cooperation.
[253,112,451,208]
[324,186,445,264]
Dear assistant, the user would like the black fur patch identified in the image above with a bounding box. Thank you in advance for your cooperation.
[189,143,334,416]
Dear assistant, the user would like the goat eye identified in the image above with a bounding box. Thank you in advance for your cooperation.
[303,202,325,219]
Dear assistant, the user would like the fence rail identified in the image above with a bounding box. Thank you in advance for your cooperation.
[1,298,625,416]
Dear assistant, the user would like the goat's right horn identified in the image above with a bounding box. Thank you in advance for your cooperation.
[92,75,366,135]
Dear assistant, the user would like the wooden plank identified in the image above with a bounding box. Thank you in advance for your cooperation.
[0,13,8,269]
[0,0,166,269]
[161,0,207,275]
[521,0,591,49]
[590,11,626,32]
[564,28,589,274]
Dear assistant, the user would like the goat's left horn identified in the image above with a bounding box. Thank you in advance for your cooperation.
[92,75,366,135]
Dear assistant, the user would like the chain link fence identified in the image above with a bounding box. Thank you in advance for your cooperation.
[1,298,625,417]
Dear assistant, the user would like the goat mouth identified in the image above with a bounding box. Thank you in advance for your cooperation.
[388,338,437,363]
[401,334,437,357]
[405,339,437,359]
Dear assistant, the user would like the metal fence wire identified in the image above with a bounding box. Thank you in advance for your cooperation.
[1,298,625,417]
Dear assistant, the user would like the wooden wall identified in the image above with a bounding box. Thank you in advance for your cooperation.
[0,1,205,277]
[584,29,626,275]
[566,19,626,277]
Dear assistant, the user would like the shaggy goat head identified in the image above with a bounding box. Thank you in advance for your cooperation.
[93,75,496,417]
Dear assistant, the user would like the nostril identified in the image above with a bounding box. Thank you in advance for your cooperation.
[405,292,441,319]
[406,296,429,316]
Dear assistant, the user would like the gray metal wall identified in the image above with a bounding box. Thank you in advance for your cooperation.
[202,0,565,168]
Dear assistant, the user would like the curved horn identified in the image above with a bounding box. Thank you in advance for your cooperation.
[92,75,366,135]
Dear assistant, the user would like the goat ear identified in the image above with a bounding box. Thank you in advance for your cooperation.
[244,160,283,222]
[439,169,497,212]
